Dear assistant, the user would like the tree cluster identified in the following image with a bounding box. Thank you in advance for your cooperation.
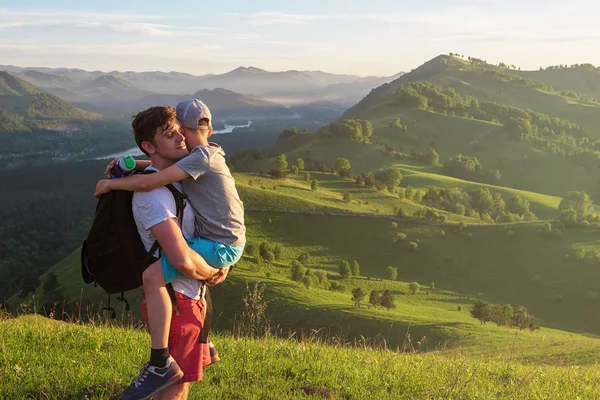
[470,300,539,331]
[558,191,600,228]
[327,119,373,143]
[421,187,536,222]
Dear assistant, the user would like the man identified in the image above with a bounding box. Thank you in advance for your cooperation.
[118,106,224,400]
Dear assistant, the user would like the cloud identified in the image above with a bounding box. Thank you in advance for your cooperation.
[227,11,328,25]
[0,8,220,36]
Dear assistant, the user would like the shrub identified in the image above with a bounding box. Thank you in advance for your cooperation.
[409,282,420,295]
[439,230,446,237]
[311,180,319,191]
[393,232,407,243]
[408,242,419,253]
[342,193,352,203]
[385,266,398,280]
[391,222,398,229]
[457,305,463,311]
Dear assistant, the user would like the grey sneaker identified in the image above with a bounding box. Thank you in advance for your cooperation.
[121,356,183,400]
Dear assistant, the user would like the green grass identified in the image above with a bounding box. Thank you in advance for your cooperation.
[3,314,600,399]
[22,210,600,361]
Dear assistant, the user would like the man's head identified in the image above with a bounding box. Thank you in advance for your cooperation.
[176,99,213,147]
[132,106,188,164]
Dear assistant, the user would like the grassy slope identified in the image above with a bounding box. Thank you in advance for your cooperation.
[3,315,600,400]
[516,67,600,99]
[429,68,600,137]
[24,208,600,364]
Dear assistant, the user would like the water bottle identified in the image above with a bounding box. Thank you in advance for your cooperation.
[110,156,136,178]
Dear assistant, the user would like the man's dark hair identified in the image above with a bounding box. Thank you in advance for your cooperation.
[132,106,177,156]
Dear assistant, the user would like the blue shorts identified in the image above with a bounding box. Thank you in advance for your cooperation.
[161,236,245,283]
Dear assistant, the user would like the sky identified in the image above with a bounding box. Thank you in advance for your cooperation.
[1,0,599,77]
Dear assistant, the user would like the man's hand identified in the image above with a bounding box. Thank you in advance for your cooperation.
[205,266,231,286]
[94,180,112,198]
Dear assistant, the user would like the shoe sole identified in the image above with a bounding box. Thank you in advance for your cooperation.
[128,370,185,400]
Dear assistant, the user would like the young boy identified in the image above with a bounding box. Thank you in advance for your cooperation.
[95,99,245,398]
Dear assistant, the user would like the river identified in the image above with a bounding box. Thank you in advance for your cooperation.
[96,121,251,160]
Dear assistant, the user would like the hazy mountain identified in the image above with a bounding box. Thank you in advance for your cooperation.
[5,66,393,101]
[0,71,97,131]
[134,88,294,120]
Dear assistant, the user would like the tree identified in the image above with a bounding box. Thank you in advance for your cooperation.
[273,244,283,260]
[374,168,403,191]
[334,158,352,178]
[290,260,306,283]
[302,275,314,289]
[270,154,288,179]
[409,282,420,295]
[295,158,305,171]
[408,242,419,253]
[290,165,299,174]
[506,195,530,215]
[351,260,360,277]
[385,266,397,280]
[513,306,533,330]
[369,290,381,309]
[352,287,366,307]
[470,301,492,324]
[559,191,593,219]
[273,154,288,171]
[311,180,319,191]
[380,289,396,310]
[338,260,352,279]
[297,253,310,265]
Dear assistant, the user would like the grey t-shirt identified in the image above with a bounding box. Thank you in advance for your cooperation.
[176,143,246,246]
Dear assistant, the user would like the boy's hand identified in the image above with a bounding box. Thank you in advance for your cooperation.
[103,158,118,177]
[206,266,231,286]
[94,180,112,198]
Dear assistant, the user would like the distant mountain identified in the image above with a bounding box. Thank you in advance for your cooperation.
[264,73,403,106]
[134,88,294,121]
[0,71,96,123]
[81,75,152,102]
[3,64,400,108]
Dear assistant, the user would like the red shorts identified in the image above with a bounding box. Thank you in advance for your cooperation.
[141,291,218,383]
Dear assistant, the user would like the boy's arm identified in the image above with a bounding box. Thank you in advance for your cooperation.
[102,158,151,177]
[150,218,219,280]
[95,164,189,197]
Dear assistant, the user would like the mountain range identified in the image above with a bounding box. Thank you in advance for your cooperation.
[1,64,401,109]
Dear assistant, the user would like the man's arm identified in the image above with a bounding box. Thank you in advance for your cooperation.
[95,164,189,197]
[150,218,219,280]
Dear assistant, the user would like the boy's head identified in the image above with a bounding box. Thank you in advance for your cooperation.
[176,99,213,144]
[132,106,188,161]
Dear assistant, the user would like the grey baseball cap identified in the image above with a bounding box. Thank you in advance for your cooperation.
[176,99,212,130]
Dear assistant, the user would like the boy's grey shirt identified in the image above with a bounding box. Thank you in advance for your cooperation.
[176,143,246,246]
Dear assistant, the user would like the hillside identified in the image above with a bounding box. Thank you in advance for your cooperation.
[16,170,600,349]
[3,316,600,399]
[0,71,97,125]
[515,65,600,100]
[267,55,598,199]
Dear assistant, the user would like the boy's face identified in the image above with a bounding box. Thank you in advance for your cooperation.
[149,119,189,161]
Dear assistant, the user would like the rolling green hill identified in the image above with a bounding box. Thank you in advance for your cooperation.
[251,55,600,199]
[515,65,600,100]
[0,71,98,128]
[17,181,600,363]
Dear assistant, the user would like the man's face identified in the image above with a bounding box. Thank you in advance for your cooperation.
[150,120,189,161]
